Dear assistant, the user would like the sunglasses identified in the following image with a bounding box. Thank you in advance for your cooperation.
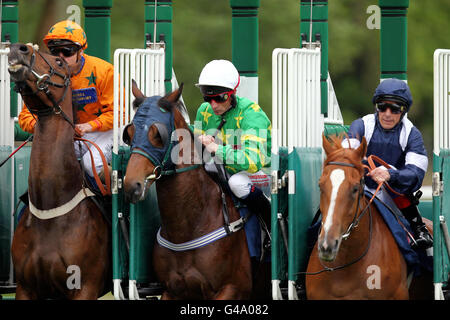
[49,46,79,57]
[376,102,405,115]
[203,91,232,103]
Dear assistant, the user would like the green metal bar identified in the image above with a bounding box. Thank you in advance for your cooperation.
[1,0,18,117]
[433,153,443,285]
[271,147,289,295]
[230,0,259,102]
[300,0,328,115]
[83,0,113,62]
[129,203,137,281]
[287,148,322,284]
[111,152,122,281]
[271,151,281,281]
[379,0,409,80]
[145,0,173,93]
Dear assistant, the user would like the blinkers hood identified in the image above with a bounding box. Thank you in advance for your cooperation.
[127,95,175,168]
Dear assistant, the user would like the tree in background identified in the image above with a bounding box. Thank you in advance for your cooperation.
[16,0,450,182]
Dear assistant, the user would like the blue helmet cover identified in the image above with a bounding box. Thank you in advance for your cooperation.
[130,95,174,167]
[372,78,413,110]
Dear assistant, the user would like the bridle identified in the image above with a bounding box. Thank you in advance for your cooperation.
[301,160,374,275]
[326,161,371,240]
[14,46,75,129]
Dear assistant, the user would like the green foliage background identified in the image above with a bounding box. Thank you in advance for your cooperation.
[16,0,450,182]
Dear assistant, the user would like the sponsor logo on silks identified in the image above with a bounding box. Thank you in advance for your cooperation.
[72,87,98,106]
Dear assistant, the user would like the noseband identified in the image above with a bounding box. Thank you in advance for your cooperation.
[299,160,373,275]
[14,47,74,128]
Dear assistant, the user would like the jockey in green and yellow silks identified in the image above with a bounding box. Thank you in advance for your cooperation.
[194,59,271,263]
[194,95,271,175]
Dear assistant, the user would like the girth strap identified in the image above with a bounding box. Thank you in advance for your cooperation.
[156,217,246,252]
[29,188,95,219]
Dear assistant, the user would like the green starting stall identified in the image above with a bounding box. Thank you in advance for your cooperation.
[270,47,346,300]
[112,46,171,300]
[432,48,450,300]
[270,0,348,300]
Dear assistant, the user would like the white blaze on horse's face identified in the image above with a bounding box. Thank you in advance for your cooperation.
[323,168,345,235]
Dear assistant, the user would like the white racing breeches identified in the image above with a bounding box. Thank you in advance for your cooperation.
[74,130,113,177]
[228,170,271,199]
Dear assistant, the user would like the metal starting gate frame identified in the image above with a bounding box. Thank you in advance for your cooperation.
[432,48,450,300]
[271,47,346,300]
[112,47,165,300]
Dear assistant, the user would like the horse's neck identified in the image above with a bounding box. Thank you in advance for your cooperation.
[155,124,224,239]
[28,105,83,209]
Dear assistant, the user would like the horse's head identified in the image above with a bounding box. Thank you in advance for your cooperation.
[317,134,367,262]
[7,43,71,112]
[123,81,186,203]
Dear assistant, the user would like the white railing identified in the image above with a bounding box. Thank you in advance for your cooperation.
[325,72,343,125]
[272,48,323,152]
[0,47,14,148]
[433,49,450,156]
[113,48,165,155]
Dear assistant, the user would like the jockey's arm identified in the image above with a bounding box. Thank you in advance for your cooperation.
[215,112,271,174]
[387,128,428,195]
[18,103,36,133]
[85,65,114,132]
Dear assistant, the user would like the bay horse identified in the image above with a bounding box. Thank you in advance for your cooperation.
[305,134,433,299]
[122,82,268,299]
[8,43,110,299]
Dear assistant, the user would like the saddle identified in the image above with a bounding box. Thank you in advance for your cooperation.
[204,161,271,263]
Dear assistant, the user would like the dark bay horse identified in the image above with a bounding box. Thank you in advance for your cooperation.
[8,43,110,299]
[305,135,432,299]
[122,83,267,299]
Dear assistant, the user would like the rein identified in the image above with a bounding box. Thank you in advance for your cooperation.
[14,47,111,219]
[303,154,409,276]
[15,48,75,130]
[134,108,246,251]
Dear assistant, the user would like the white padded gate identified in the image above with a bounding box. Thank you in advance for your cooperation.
[272,48,323,152]
[113,48,165,154]
[434,49,450,156]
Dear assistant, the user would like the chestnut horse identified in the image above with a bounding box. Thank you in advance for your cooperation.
[8,43,110,299]
[305,135,432,299]
[122,83,268,299]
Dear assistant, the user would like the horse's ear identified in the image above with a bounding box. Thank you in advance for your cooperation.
[132,79,146,100]
[322,134,336,156]
[132,79,147,110]
[165,83,183,103]
[356,136,367,160]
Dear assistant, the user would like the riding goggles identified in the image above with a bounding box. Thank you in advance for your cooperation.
[376,102,405,115]
[49,46,80,57]
[203,91,233,103]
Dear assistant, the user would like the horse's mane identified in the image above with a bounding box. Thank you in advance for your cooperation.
[324,134,365,175]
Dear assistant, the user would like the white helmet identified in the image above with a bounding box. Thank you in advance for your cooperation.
[196,59,240,91]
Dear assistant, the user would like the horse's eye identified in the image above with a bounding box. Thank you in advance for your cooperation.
[55,58,63,67]
[352,185,360,194]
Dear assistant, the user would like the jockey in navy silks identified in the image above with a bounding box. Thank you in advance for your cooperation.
[343,78,433,250]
